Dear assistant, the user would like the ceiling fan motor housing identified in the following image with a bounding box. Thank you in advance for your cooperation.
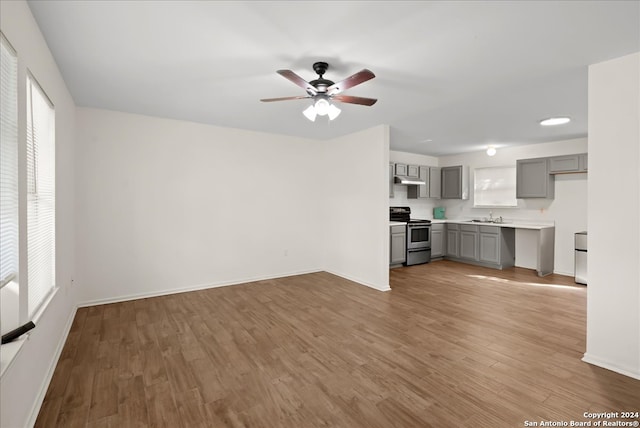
[310,62,333,93]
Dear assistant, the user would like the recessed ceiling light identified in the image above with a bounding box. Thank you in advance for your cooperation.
[486,146,497,156]
[422,139,433,143]
[540,117,571,126]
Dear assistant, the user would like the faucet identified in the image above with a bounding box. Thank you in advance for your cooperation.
[489,211,493,222]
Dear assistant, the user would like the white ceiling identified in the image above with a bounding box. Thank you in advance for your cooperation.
[27,1,639,156]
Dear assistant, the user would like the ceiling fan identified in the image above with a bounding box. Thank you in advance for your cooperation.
[261,62,377,121]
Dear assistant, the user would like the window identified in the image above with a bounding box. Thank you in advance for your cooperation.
[0,34,18,290]
[26,73,56,317]
[473,166,517,207]
[1,33,19,335]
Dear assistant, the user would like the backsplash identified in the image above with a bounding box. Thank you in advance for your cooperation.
[389,183,440,219]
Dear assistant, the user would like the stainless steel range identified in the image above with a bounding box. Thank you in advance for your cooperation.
[390,207,431,266]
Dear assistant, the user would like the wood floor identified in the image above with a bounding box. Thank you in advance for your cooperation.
[36,261,640,427]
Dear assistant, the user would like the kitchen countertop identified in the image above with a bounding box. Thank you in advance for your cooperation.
[423,219,554,230]
[391,219,554,230]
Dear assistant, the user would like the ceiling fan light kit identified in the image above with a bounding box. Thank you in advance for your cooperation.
[540,117,571,126]
[261,61,376,122]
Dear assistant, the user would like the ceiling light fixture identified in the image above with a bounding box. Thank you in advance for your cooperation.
[486,146,497,156]
[540,117,571,126]
[302,96,341,122]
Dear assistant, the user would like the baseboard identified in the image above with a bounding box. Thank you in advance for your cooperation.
[78,268,324,307]
[582,353,640,380]
[27,305,77,427]
[553,269,575,277]
[324,270,391,292]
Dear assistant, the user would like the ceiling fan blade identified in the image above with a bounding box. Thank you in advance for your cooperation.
[260,95,311,102]
[326,69,375,96]
[332,94,377,106]
[277,70,318,96]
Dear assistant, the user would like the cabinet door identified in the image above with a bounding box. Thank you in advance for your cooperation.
[441,166,462,199]
[389,163,394,198]
[446,230,459,258]
[390,232,406,264]
[429,167,441,199]
[516,158,554,198]
[407,164,420,178]
[395,163,407,176]
[408,166,436,199]
[479,233,500,264]
[431,227,444,258]
[460,231,478,260]
[549,155,580,173]
[579,153,588,172]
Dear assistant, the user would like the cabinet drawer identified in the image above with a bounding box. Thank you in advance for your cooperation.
[447,223,459,231]
[390,225,406,234]
[479,225,499,234]
[460,224,478,232]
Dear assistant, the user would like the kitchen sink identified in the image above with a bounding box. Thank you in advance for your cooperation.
[465,218,506,224]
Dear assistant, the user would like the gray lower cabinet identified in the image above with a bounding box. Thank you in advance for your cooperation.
[446,223,459,258]
[479,231,500,264]
[516,158,554,198]
[390,225,406,265]
[459,225,479,260]
[431,223,445,258]
[446,224,515,270]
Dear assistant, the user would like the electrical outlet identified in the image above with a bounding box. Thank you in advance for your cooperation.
[284,249,288,256]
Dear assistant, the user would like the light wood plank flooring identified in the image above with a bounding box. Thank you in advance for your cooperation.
[36,261,640,427]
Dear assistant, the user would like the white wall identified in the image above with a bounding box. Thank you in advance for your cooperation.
[323,126,390,290]
[0,1,77,427]
[76,108,326,304]
[76,109,391,302]
[585,52,640,379]
[434,138,588,276]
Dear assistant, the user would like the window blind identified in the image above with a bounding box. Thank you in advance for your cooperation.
[473,166,517,207]
[26,74,56,316]
[0,34,18,289]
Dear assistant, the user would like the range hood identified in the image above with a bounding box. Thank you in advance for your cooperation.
[394,175,426,185]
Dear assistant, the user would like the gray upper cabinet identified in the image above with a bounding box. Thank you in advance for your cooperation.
[549,155,580,173]
[516,158,554,198]
[549,153,588,174]
[441,165,468,199]
[395,163,408,176]
[429,167,441,199]
[407,164,420,178]
[407,165,441,199]
[579,153,588,172]
[389,163,395,198]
